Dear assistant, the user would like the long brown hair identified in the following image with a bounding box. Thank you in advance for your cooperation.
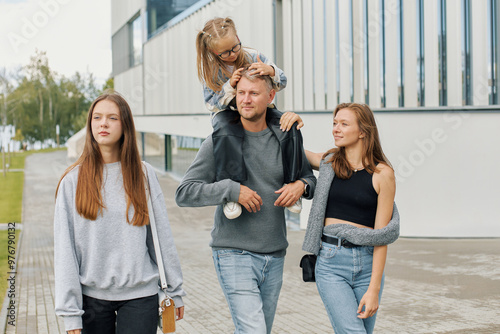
[56,91,149,226]
[324,103,392,179]
[196,17,252,92]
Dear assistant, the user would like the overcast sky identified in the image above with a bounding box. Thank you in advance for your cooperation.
[0,0,112,86]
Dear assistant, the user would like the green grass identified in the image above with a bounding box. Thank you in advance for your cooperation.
[0,172,24,224]
[1,151,25,170]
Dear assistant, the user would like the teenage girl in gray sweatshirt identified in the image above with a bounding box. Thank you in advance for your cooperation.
[54,92,185,334]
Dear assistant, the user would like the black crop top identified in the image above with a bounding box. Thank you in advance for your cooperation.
[325,169,378,228]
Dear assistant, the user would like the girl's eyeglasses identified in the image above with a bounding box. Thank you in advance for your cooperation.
[217,41,242,59]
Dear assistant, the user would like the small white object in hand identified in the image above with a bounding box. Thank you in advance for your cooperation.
[223,201,242,219]
[287,197,302,214]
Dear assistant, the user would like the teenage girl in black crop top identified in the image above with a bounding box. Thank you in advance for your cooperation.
[305,103,396,334]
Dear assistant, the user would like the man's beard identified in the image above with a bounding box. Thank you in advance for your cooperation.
[239,106,265,123]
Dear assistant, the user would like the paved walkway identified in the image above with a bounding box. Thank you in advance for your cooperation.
[2,150,500,333]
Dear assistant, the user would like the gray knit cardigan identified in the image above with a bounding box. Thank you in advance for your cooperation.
[302,155,400,255]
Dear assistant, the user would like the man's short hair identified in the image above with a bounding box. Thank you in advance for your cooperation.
[239,66,274,92]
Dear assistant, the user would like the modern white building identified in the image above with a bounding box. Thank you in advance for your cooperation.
[111,0,500,237]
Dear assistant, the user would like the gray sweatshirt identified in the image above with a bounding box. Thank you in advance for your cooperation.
[175,129,316,257]
[54,161,185,331]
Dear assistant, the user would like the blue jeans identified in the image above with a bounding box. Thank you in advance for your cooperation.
[212,249,285,334]
[315,241,384,334]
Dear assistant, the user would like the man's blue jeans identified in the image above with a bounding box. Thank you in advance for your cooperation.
[315,241,384,334]
[212,249,285,334]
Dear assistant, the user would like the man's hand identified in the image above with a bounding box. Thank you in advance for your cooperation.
[249,55,275,77]
[67,330,82,334]
[274,181,304,207]
[238,185,263,212]
[279,111,304,131]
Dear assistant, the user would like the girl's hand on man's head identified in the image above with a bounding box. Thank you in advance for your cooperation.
[249,55,275,77]
[230,67,245,88]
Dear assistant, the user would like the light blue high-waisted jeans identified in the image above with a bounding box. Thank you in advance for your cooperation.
[315,240,384,334]
[212,249,285,334]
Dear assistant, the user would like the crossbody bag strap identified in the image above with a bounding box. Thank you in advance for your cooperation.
[143,163,169,293]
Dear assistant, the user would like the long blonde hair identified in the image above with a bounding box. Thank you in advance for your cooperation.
[55,91,149,226]
[324,103,392,179]
[196,17,252,92]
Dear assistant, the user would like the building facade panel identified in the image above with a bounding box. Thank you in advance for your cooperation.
[471,0,489,106]
[384,0,400,107]
[325,0,338,109]
[367,0,381,108]
[352,0,365,104]
[291,0,305,109]
[338,0,351,104]
[111,0,145,35]
[302,0,315,110]
[403,0,418,107]
[424,0,440,107]
[114,65,144,115]
[143,32,165,115]
[312,0,326,110]
[446,0,463,107]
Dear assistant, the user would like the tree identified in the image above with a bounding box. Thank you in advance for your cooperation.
[12,128,24,141]
[24,50,57,142]
[0,68,15,127]
[101,77,114,93]
[3,50,110,147]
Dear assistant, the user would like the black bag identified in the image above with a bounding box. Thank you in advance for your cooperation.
[299,254,317,282]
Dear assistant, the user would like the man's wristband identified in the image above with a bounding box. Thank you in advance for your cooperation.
[299,179,310,197]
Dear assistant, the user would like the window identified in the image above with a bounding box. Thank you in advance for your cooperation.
[462,0,471,105]
[111,12,143,76]
[147,0,202,38]
[417,0,425,106]
[130,14,143,67]
[488,0,498,104]
[438,0,447,106]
